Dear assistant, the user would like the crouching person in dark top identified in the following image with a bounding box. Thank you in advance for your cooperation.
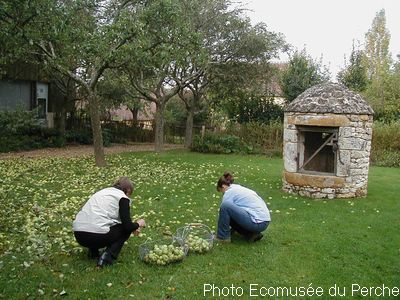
[73,177,145,268]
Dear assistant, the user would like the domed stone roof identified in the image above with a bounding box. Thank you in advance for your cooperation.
[284,83,374,115]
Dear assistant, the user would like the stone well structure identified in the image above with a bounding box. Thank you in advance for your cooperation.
[282,83,374,199]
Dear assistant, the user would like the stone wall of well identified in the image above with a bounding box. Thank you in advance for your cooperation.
[282,112,373,199]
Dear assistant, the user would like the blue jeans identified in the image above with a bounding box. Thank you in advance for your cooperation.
[217,201,269,240]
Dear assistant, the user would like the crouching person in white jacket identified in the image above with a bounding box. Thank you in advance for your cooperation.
[73,177,145,268]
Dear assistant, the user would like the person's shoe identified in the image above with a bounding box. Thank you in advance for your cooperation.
[247,233,263,242]
[87,249,100,260]
[214,236,231,243]
[97,251,114,268]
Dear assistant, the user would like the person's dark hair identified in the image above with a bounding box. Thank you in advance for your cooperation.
[113,177,134,194]
[216,172,234,191]
[223,172,234,184]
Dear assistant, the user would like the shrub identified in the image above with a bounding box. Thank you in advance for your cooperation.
[371,121,400,167]
[372,121,400,152]
[65,128,112,147]
[65,129,92,145]
[226,121,283,157]
[102,128,112,147]
[191,121,284,156]
[0,110,66,152]
[102,122,155,143]
[0,109,40,134]
[0,129,66,153]
[370,149,400,167]
[39,128,66,148]
[191,132,253,154]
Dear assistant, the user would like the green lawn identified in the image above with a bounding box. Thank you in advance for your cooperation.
[0,150,399,299]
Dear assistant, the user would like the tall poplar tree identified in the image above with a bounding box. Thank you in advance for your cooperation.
[364,9,392,108]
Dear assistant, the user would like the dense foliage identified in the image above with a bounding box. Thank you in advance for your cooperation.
[280,50,330,102]
[338,9,400,122]
[191,121,283,157]
[191,132,254,154]
[370,121,400,167]
[223,92,284,124]
[226,121,283,157]
[0,110,64,152]
[0,110,158,152]
[337,46,368,92]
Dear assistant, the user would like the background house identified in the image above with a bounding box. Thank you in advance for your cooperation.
[0,61,65,128]
[109,102,156,129]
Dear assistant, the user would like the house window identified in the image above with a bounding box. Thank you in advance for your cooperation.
[297,126,338,174]
[0,80,31,111]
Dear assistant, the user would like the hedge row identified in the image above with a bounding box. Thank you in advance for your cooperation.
[191,121,400,167]
[1,110,399,167]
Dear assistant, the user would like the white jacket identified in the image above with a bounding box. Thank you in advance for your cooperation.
[73,187,130,234]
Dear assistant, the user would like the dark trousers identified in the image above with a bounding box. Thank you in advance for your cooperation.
[74,224,130,259]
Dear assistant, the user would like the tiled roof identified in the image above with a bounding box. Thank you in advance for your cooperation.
[284,83,374,115]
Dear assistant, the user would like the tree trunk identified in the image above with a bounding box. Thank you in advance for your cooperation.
[185,105,194,148]
[130,108,139,122]
[88,92,106,167]
[58,99,66,134]
[154,101,165,152]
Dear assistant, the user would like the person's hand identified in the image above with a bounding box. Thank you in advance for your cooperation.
[136,219,146,228]
[133,228,141,236]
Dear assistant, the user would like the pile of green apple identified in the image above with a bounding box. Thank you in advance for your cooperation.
[143,244,186,265]
[185,234,212,253]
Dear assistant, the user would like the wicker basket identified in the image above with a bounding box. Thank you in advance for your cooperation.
[139,237,188,266]
[174,223,214,254]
